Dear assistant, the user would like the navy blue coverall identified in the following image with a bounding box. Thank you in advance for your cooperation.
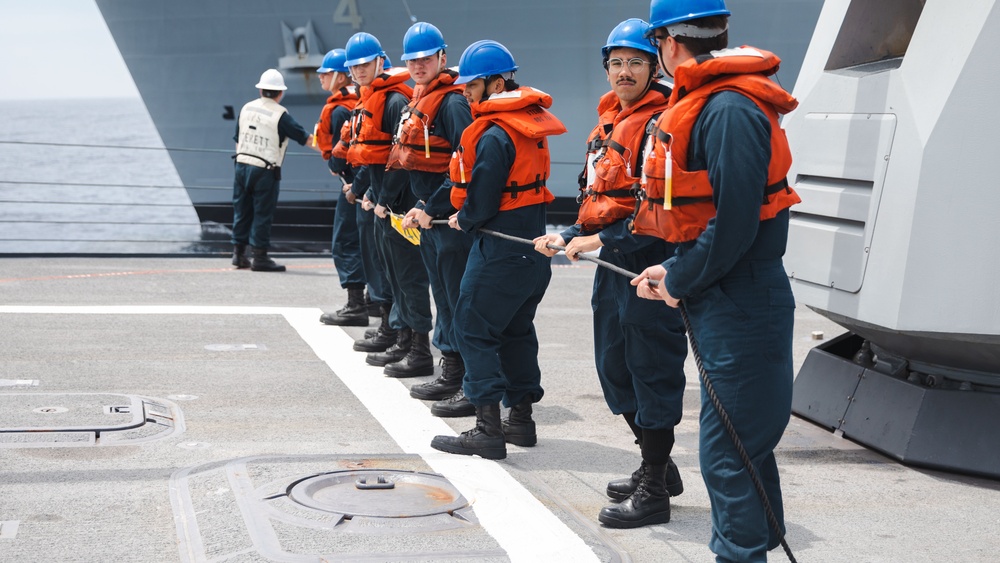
[367,91,432,334]
[350,165,392,307]
[326,104,364,289]
[408,91,474,354]
[560,220,687,431]
[454,125,551,408]
[662,91,795,563]
[231,111,308,249]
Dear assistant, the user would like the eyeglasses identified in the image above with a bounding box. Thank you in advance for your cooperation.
[606,57,651,73]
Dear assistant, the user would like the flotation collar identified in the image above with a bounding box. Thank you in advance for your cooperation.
[346,68,413,166]
[316,86,359,160]
[576,81,671,231]
[388,69,464,173]
[449,87,567,211]
[632,47,800,243]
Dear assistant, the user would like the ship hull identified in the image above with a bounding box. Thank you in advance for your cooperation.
[95,0,821,240]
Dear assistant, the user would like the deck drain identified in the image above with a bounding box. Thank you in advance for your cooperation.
[287,469,468,519]
[32,406,69,414]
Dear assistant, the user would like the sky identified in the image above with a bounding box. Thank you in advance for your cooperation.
[0,0,139,100]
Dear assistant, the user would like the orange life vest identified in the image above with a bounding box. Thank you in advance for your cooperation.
[577,81,671,232]
[316,86,359,160]
[449,87,567,211]
[346,68,413,166]
[388,69,464,173]
[332,118,353,162]
[632,47,801,243]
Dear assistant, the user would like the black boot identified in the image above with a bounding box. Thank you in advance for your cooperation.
[320,287,369,326]
[607,459,683,500]
[384,332,434,377]
[502,400,537,447]
[598,463,670,528]
[362,303,387,338]
[353,303,397,352]
[231,244,250,269]
[365,291,381,317]
[410,353,464,400]
[431,403,506,460]
[608,461,646,501]
[430,388,476,418]
[250,246,285,272]
[366,327,412,366]
[607,424,683,500]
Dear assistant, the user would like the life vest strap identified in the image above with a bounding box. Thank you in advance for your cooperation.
[763,177,790,203]
[504,177,547,196]
[400,143,452,154]
[233,153,276,169]
[605,139,628,156]
[577,185,638,203]
[646,195,714,207]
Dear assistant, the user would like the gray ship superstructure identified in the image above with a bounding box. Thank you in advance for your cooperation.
[95,0,822,239]
[783,0,1000,477]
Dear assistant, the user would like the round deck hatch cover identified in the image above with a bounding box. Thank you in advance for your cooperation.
[288,469,468,518]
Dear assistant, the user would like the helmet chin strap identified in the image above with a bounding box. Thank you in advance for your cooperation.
[642,62,656,95]
[659,42,673,79]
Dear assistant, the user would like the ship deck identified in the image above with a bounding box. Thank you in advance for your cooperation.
[1,256,997,562]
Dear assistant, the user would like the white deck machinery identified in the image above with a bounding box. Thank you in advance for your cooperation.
[783,0,1000,478]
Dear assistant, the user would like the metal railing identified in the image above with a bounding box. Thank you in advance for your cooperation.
[0,139,581,256]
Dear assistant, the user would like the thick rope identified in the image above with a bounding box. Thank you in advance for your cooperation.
[678,303,796,562]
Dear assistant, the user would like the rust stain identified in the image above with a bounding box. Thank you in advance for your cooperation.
[411,483,456,504]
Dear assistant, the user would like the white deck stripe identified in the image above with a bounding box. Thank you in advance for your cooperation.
[1,305,599,562]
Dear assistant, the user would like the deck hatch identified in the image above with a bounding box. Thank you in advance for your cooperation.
[0,393,183,447]
[287,469,469,520]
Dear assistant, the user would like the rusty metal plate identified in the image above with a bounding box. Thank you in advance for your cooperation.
[287,469,468,519]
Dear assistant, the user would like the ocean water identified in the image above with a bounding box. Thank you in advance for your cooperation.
[0,98,202,254]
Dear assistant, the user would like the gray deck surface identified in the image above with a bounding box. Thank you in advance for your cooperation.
[1,256,998,562]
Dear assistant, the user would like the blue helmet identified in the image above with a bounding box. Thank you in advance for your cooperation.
[602,19,657,59]
[455,40,518,85]
[646,0,731,37]
[381,51,393,69]
[317,48,348,73]
[344,32,383,67]
[401,22,446,61]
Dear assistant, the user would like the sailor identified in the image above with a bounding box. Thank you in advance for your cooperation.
[343,33,436,378]
[231,69,317,271]
[314,49,368,326]
[345,54,396,352]
[532,18,687,529]
[630,0,800,560]
[430,40,566,460]
[388,23,476,385]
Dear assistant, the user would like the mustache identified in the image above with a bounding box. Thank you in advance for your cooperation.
[616,78,636,85]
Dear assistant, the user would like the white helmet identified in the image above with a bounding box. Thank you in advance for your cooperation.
[255,69,287,91]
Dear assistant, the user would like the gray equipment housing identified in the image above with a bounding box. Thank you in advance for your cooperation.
[783,0,1000,478]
